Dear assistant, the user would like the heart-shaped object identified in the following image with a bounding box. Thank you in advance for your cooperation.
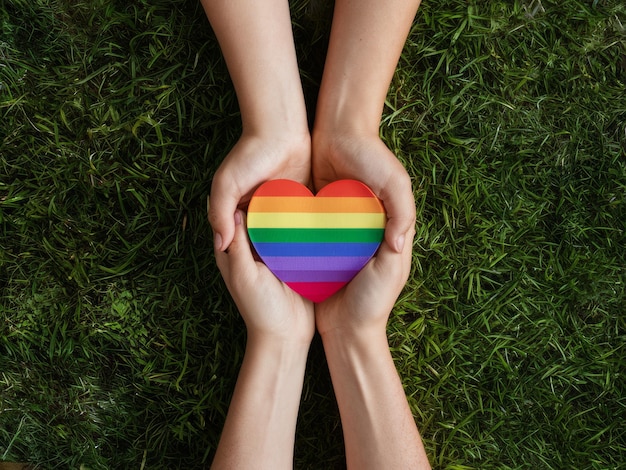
[247,179,386,303]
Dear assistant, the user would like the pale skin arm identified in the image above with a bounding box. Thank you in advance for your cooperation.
[211,335,310,469]
[316,229,431,469]
[211,211,315,469]
[312,0,422,253]
[320,327,431,470]
[201,0,311,252]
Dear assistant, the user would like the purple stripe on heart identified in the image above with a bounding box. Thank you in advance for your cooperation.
[273,269,360,283]
[262,256,372,271]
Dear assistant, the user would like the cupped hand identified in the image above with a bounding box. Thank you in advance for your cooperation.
[214,210,315,344]
[312,133,416,253]
[314,225,416,338]
[209,133,310,252]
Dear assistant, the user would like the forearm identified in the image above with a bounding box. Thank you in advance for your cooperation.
[211,334,310,469]
[314,0,422,135]
[200,0,308,137]
[321,328,430,470]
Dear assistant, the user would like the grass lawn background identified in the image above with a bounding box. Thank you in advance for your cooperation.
[1,0,625,468]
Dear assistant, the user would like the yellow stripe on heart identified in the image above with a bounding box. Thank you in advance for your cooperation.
[247,212,387,229]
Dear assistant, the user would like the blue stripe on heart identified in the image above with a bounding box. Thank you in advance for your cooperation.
[253,242,380,257]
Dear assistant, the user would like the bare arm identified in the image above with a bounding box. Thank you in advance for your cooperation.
[200,0,308,137]
[201,0,311,252]
[312,0,422,253]
[211,336,310,469]
[314,0,422,135]
[321,328,430,469]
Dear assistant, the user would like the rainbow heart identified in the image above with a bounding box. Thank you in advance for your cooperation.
[247,179,386,303]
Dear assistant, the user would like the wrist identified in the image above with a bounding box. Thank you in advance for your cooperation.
[242,117,311,146]
[238,76,310,145]
[241,333,311,401]
[312,110,380,144]
[320,323,389,360]
[313,69,387,138]
[239,124,311,155]
[247,330,312,365]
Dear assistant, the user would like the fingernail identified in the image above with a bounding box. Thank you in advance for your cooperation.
[234,211,242,226]
[396,233,405,252]
[214,232,223,251]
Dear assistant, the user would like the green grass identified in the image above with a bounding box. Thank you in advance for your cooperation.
[1,0,625,468]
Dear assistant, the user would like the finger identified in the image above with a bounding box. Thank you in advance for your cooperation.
[379,174,416,253]
[214,233,230,280]
[224,210,256,275]
[371,225,415,289]
[208,172,241,252]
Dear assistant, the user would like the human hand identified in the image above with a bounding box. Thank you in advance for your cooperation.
[214,209,315,345]
[314,224,415,338]
[312,133,416,254]
[209,133,310,252]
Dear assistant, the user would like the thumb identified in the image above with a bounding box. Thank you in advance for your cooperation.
[380,186,416,253]
[376,167,416,253]
[369,224,415,295]
[225,210,256,274]
[208,176,241,252]
[384,215,415,254]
